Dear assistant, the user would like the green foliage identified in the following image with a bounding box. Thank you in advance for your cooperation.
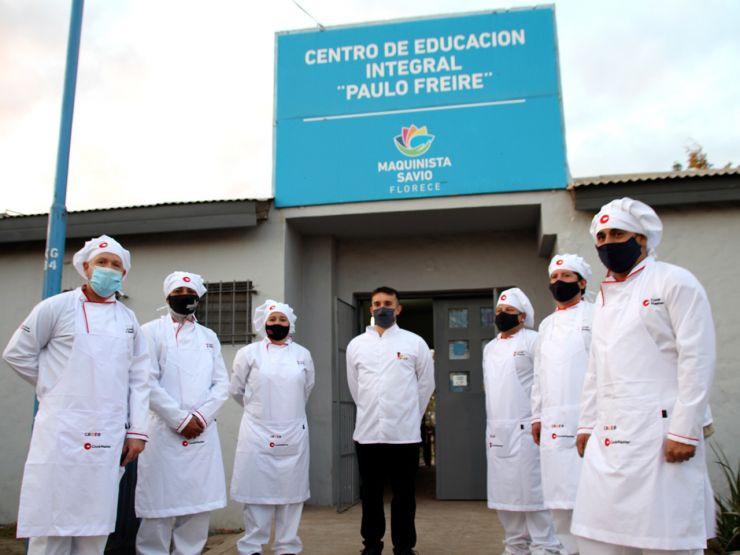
[711,442,740,553]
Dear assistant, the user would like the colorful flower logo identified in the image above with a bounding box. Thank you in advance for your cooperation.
[394,125,434,157]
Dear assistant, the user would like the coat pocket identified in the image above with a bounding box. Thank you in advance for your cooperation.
[541,404,579,451]
[487,419,522,459]
[57,410,126,466]
[244,418,307,457]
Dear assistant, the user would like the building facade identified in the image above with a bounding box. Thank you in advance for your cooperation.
[1,168,738,528]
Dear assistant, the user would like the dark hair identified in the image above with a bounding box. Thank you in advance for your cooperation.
[576,273,586,295]
[371,286,399,302]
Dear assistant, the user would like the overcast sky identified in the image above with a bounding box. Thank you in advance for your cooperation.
[1,0,738,215]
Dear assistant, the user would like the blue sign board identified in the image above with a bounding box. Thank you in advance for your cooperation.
[274,7,568,207]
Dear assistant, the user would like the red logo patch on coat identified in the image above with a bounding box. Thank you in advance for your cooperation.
[84,443,92,450]
[642,299,650,307]
[182,440,189,447]
[600,214,609,224]
[604,438,611,447]
[269,442,275,448]
[551,433,557,440]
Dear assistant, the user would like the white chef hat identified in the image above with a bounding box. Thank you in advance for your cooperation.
[72,234,131,280]
[253,299,297,338]
[590,197,663,253]
[163,271,207,298]
[548,253,592,282]
[497,287,534,328]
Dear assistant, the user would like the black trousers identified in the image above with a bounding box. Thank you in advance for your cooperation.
[355,442,419,552]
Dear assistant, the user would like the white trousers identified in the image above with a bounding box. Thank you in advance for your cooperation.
[237,503,303,555]
[576,537,703,555]
[136,511,210,555]
[28,535,108,555]
[496,510,565,555]
[551,509,578,554]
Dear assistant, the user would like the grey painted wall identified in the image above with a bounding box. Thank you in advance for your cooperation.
[0,243,45,525]
[297,236,337,507]
[335,231,550,323]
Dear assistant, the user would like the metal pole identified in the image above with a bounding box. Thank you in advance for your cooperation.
[28,8,84,551]
[42,0,85,300]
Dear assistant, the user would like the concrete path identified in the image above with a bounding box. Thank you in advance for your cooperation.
[205,500,504,555]
[0,470,505,555]
[205,468,505,554]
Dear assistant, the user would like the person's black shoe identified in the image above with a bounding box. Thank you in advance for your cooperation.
[393,550,418,555]
[361,547,383,555]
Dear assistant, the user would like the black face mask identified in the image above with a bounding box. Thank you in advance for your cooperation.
[597,236,642,274]
[495,311,521,332]
[373,307,396,329]
[265,323,290,341]
[549,280,581,303]
[167,294,199,315]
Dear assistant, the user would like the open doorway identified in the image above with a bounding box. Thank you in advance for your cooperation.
[357,296,437,498]
[356,291,500,501]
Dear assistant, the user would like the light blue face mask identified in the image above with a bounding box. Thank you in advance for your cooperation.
[89,267,123,298]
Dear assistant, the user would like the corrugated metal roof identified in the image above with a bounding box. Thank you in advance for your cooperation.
[570,166,740,189]
[0,197,270,219]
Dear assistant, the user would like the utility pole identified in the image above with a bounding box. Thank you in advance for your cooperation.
[42,0,85,300]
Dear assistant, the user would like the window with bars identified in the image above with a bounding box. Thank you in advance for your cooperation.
[195,280,257,345]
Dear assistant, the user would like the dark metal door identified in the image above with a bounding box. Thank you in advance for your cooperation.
[333,297,360,512]
[433,295,497,499]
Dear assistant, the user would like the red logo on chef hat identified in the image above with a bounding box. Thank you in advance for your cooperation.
[99,242,108,248]
[182,440,189,447]
[84,442,92,450]
[500,294,507,301]
[551,433,557,440]
[556,259,564,266]
[643,299,650,307]
[269,442,275,448]
[600,214,610,224]
[183,276,191,283]
[604,438,611,447]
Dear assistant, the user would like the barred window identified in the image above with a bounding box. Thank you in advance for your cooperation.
[195,280,257,345]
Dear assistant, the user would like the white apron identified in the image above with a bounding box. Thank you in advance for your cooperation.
[18,299,129,537]
[572,267,712,550]
[136,318,226,517]
[537,304,589,509]
[231,342,310,504]
[484,331,544,511]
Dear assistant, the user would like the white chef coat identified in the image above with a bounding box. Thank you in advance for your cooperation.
[573,256,715,550]
[230,338,315,504]
[3,287,150,537]
[484,328,545,511]
[135,315,229,518]
[532,301,593,509]
[346,324,435,444]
